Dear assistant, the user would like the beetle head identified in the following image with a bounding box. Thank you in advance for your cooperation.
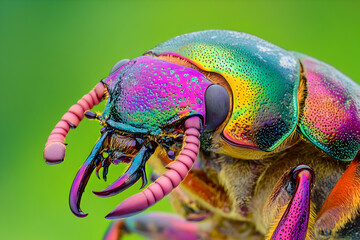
[45,56,229,218]
[101,56,212,133]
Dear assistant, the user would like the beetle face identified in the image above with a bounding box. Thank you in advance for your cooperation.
[68,56,232,217]
[102,56,212,133]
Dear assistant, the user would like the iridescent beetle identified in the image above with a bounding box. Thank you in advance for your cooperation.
[44,30,360,240]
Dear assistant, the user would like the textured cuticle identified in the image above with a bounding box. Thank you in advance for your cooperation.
[151,30,300,151]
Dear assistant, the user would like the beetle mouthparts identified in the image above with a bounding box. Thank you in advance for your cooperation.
[68,117,201,219]
[105,117,201,219]
[93,145,152,197]
[69,131,109,217]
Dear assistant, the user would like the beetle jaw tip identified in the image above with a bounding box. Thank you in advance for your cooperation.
[72,210,88,218]
[92,189,116,197]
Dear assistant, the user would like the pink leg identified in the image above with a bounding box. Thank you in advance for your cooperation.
[268,165,315,240]
[104,213,207,240]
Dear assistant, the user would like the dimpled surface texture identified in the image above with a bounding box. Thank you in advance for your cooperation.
[102,56,211,133]
[295,52,360,161]
[149,30,300,151]
[270,170,312,240]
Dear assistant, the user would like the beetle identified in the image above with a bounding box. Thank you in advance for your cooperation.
[44,30,360,240]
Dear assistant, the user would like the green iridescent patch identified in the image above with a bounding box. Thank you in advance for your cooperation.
[149,30,300,151]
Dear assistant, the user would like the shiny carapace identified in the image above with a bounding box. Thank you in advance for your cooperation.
[44,30,360,240]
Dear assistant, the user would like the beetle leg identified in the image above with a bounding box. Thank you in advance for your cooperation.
[103,219,128,240]
[169,185,213,222]
[314,154,360,239]
[266,165,315,240]
[103,213,208,240]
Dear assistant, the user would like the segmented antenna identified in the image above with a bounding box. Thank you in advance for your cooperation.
[43,82,105,164]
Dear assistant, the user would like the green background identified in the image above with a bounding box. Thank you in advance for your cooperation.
[1,0,360,239]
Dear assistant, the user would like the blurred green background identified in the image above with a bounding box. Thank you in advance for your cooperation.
[1,0,360,239]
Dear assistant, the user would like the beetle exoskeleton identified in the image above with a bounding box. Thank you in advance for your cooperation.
[44,30,360,240]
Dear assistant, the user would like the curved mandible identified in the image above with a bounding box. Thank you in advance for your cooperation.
[105,116,201,219]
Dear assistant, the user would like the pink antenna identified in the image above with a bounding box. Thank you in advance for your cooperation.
[43,82,105,164]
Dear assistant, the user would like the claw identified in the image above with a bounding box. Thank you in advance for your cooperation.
[93,145,152,197]
[103,162,109,182]
[69,131,108,217]
[105,116,202,219]
[96,164,102,179]
[100,156,112,182]
[93,171,142,197]
[140,167,148,189]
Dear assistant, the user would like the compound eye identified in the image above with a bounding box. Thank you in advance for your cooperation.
[109,59,130,75]
[204,84,230,131]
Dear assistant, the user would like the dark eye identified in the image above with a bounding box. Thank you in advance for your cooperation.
[109,59,130,75]
[204,84,230,131]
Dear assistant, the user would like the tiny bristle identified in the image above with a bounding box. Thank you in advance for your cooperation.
[109,134,138,157]
[297,63,308,120]
[103,87,109,100]
[306,202,317,240]
[265,201,316,240]
[331,178,360,233]
[265,204,288,240]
